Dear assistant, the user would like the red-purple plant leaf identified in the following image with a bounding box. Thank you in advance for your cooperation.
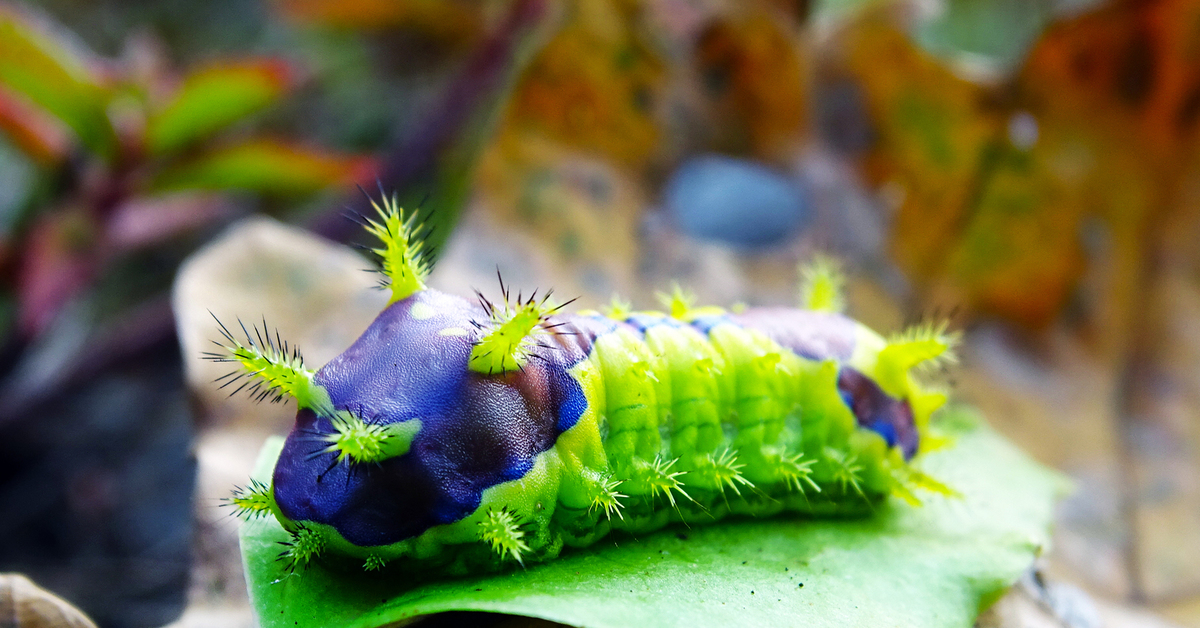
[16,209,98,338]
[104,192,233,250]
[0,84,71,164]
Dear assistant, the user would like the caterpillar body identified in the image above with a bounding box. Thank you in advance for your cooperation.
[213,197,957,576]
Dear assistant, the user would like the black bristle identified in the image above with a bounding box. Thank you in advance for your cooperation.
[237,318,253,347]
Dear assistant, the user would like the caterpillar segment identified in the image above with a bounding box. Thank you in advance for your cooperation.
[212,200,957,575]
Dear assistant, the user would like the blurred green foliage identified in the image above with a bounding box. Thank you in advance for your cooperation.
[0,4,373,339]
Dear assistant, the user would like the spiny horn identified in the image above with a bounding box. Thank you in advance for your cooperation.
[478,507,529,566]
[321,413,421,465]
[203,314,327,411]
[364,193,431,304]
[225,479,276,520]
[878,321,960,374]
[469,289,560,375]
[278,525,325,573]
[656,283,696,320]
[798,254,845,313]
[602,293,632,320]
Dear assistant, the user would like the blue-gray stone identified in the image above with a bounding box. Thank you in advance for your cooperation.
[663,154,809,248]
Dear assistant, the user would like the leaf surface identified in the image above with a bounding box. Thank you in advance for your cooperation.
[242,407,1067,628]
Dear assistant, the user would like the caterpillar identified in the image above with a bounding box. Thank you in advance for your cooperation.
[210,195,958,576]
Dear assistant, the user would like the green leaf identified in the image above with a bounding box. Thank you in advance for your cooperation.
[0,8,115,157]
[147,59,295,155]
[241,407,1068,628]
[150,139,374,195]
[912,0,1055,74]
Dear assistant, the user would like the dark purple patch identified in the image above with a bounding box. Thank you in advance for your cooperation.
[836,367,918,459]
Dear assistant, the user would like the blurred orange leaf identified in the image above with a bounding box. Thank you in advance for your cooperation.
[944,142,1089,327]
[0,84,70,163]
[836,12,1002,281]
[834,8,1086,326]
[146,58,297,155]
[852,0,1200,328]
[149,139,376,195]
[272,0,483,41]
[1019,0,1200,162]
[994,0,1200,328]
[694,9,808,160]
[504,0,664,167]
[0,6,115,158]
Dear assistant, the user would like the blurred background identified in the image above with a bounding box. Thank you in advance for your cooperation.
[0,0,1198,626]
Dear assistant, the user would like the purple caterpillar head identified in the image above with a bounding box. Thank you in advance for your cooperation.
[270,290,589,547]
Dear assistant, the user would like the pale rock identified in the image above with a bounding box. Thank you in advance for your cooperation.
[172,216,388,431]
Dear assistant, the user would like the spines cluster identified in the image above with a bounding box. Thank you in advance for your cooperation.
[656,283,697,320]
[775,451,820,495]
[656,283,726,321]
[478,507,530,565]
[696,448,754,497]
[278,525,325,573]
[874,319,961,402]
[601,294,633,319]
[824,447,867,501]
[203,314,321,410]
[889,464,958,506]
[225,479,275,520]
[798,254,846,313]
[883,320,961,373]
[634,455,691,508]
[586,474,627,521]
[318,411,421,466]
[360,192,432,304]
[363,554,387,572]
[469,274,574,375]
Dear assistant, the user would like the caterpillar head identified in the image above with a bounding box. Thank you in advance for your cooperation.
[211,198,587,562]
[255,287,584,556]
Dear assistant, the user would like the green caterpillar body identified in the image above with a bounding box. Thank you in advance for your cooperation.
[215,199,956,576]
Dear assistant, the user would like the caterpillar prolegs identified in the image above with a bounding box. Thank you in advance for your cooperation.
[212,197,958,576]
